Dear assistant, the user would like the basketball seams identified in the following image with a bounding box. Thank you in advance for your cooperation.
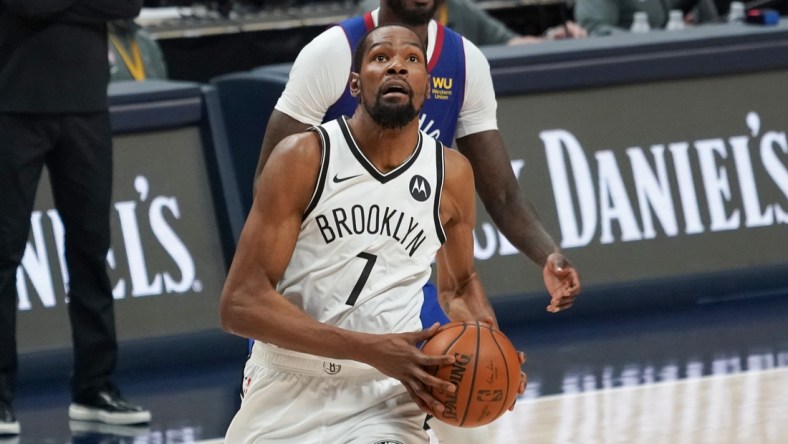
[424,323,466,382]
[458,321,481,426]
[488,325,513,422]
[438,323,467,355]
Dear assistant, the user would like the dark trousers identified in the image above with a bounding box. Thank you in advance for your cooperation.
[0,112,117,403]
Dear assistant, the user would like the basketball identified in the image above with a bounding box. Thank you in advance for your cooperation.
[421,320,522,427]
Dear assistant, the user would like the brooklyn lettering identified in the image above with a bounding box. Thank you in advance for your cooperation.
[314,204,427,256]
[540,111,788,248]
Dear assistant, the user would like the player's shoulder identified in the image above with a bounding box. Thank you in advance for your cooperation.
[439,23,491,76]
[440,146,475,214]
[459,35,490,67]
[300,25,352,56]
[442,145,472,178]
[315,24,349,43]
[438,21,484,55]
[259,130,324,204]
[271,130,323,166]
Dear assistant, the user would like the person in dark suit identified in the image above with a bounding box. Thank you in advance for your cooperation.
[0,0,151,435]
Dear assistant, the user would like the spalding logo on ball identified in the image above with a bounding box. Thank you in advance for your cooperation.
[420,320,522,427]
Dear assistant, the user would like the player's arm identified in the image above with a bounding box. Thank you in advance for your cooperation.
[457,131,580,313]
[437,147,528,406]
[436,148,497,328]
[455,41,580,313]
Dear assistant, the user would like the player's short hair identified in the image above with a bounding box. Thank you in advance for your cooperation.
[352,25,427,73]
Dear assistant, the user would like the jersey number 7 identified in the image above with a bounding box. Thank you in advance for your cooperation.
[345,252,377,306]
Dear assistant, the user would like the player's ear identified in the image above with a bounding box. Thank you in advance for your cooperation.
[425,74,431,100]
[349,73,361,97]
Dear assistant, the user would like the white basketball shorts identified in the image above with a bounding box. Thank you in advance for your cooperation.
[224,342,428,444]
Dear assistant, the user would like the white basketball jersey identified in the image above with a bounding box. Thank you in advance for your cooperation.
[277,116,446,335]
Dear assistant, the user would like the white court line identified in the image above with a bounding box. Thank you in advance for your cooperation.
[521,365,788,402]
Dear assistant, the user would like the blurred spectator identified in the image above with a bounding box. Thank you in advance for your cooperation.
[108,19,168,81]
[575,0,720,35]
[358,0,586,45]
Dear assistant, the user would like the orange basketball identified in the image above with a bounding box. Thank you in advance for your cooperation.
[420,320,522,427]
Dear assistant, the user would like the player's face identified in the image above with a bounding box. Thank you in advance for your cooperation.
[385,0,444,26]
[356,27,429,129]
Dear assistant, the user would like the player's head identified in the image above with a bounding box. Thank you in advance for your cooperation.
[350,25,429,130]
[383,0,445,27]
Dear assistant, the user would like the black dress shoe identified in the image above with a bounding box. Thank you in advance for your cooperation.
[69,386,151,425]
[0,400,20,435]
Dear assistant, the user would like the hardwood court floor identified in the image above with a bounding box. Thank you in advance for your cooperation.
[7,292,788,443]
[490,367,788,444]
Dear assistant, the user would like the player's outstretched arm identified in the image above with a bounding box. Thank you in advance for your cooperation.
[456,130,581,312]
[436,148,497,328]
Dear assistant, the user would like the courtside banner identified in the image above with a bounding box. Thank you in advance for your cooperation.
[473,70,787,298]
[17,127,228,352]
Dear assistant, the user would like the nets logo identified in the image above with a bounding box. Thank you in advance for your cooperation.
[323,362,342,375]
[409,175,431,202]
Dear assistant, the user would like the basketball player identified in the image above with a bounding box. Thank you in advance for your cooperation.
[254,2,578,440]
[255,0,580,319]
[220,25,523,443]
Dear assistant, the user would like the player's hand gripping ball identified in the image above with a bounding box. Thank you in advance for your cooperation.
[421,321,523,427]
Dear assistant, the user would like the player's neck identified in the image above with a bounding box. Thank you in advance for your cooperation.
[347,116,421,173]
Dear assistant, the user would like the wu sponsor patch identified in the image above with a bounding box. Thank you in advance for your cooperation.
[431,76,454,100]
